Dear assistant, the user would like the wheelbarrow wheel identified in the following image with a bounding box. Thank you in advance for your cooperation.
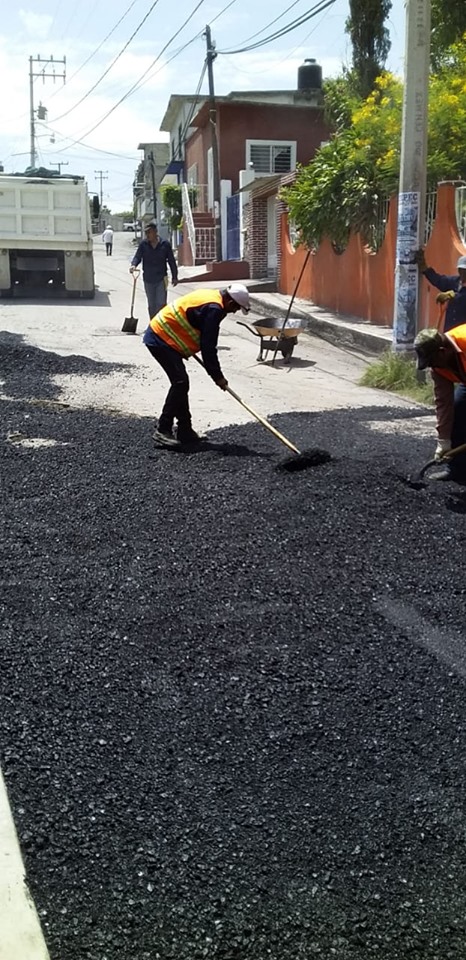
[280,336,297,363]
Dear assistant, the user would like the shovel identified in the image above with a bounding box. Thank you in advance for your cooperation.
[192,355,331,472]
[122,269,140,334]
[406,442,466,490]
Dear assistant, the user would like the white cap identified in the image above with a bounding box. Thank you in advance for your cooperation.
[227,283,250,314]
[457,255,466,270]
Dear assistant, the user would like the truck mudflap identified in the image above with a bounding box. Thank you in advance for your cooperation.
[0,249,12,296]
[64,250,95,298]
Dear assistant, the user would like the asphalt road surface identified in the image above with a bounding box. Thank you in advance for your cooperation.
[1,238,466,960]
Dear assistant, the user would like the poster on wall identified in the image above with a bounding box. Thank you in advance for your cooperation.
[393,191,421,347]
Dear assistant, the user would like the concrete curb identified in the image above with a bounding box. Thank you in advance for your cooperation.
[249,294,393,357]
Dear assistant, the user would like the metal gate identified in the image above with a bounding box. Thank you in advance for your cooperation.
[226,193,240,260]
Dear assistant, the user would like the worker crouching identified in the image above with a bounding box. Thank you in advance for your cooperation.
[143,284,250,448]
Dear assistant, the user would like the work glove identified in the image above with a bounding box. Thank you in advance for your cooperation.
[413,248,428,272]
[216,377,229,390]
[434,439,452,461]
[436,290,455,304]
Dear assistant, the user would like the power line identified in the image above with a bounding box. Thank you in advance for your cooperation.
[56,3,206,147]
[218,0,337,55]
[50,0,161,123]
[47,0,140,100]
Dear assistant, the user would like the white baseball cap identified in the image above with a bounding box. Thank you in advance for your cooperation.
[227,283,250,314]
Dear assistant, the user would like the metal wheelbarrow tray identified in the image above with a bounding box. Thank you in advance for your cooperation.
[237,317,304,362]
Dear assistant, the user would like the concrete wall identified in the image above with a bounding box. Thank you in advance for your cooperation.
[279,183,466,328]
[217,103,328,192]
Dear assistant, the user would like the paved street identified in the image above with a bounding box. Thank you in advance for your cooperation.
[2,236,466,960]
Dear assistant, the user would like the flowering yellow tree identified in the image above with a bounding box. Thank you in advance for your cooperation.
[283,36,466,249]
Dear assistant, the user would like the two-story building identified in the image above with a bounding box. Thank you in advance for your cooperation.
[133,142,170,237]
[159,60,329,279]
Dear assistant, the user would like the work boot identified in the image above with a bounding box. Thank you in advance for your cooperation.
[177,427,206,446]
[153,428,180,448]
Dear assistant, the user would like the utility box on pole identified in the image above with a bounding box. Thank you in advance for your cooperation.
[392,0,431,351]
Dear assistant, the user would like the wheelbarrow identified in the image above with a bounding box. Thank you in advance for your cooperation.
[237,317,304,363]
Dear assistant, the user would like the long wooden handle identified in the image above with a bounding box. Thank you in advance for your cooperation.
[443,442,466,460]
[225,385,301,454]
[192,353,300,454]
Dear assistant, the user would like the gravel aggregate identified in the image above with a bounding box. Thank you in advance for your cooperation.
[2,338,466,959]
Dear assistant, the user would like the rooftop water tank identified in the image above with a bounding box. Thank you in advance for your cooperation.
[298,59,322,91]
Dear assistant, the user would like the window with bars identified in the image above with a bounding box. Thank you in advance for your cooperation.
[246,140,296,174]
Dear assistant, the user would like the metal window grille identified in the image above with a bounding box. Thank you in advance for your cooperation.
[249,143,292,174]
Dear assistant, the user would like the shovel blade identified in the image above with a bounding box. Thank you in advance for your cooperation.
[122,316,138,334]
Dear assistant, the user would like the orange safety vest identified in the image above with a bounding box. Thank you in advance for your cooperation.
[149,289,225,357]
[433,323,466,384]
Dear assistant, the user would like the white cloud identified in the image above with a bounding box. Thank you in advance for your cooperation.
[18,9,53,40]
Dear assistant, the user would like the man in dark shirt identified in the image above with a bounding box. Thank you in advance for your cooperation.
[415,250,466,331]
[143,284,251,448]
[130,220,178,318]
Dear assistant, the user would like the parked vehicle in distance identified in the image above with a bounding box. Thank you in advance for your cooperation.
[123,221,136,231]
[0,172,95,298]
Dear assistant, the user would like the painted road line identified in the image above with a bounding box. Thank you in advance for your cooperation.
[375,596,466,680]
[0,770,50,960]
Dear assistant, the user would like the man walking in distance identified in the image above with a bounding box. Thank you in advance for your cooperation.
[143,284,251,448]
[102,224,114,256]
[130,220,178,317]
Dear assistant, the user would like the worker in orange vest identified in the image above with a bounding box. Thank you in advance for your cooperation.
[143,284,251,448]
[414,324,466,482]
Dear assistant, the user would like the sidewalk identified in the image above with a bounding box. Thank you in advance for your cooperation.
[177,269,392,357]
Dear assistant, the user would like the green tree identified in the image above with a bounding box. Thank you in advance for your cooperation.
[345,0,392,98]
[431,1,466,69]
[282,35,466,250]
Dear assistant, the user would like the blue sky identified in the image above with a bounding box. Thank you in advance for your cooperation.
[0,0,407,211]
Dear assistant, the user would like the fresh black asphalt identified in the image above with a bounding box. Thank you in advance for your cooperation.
[2,334,466,959]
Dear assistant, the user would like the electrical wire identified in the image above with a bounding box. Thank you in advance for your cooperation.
[46,0,140,100]
[228,0,304,48]
[49,0,161,123]
[218,0,336,55]
[54,2,205,148]
[172,61,207,161]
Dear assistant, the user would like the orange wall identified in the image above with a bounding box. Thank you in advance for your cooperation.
[279,183,466,328]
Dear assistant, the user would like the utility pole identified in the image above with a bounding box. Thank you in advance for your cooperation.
[148,151,157,221]
[205,25,222,262]
[50,161,68,174]
[29,55,66,168]
[392,0,431,351]
[94,170,108,209]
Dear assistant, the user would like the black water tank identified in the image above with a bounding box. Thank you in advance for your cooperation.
[298,59,322,91]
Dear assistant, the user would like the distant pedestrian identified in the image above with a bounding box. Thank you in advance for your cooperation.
[414,325,466,483]
[130,220,178,318]
[102,225,114,256]
[143,284,250,448]
[415,249,466,332]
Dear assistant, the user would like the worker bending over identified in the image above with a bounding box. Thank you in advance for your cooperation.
[143,284,251,448]
[414,325,466,483]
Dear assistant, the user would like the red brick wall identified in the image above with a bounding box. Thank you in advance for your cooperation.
[247,196,268,278]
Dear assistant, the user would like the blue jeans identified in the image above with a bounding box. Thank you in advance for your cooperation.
[450,384,466,476]
[144,279,167,318]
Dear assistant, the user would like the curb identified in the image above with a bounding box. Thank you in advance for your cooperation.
[249,294,392,358]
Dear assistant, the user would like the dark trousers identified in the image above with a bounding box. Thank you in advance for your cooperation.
[451,384,466,475]
[146,342,191,433]
[105,243,112,256]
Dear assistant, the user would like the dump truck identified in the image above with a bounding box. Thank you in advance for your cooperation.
[0,171,95,298]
